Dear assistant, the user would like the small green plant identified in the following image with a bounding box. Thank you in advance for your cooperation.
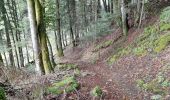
[0,87,6,100]
[90,86,102,97]
[47,77,79,95]
[136,79,145,87]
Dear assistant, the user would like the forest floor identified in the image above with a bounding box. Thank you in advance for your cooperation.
[53,18,170,99]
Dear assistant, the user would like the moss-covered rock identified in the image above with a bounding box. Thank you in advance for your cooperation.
[0,87,6,100]
[90,86,102,97]
[47,77,79,95]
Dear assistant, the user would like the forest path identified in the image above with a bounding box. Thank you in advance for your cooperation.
[61,53,147,100]
[56,31,147,100]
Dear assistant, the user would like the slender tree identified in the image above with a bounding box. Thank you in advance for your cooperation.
[121,0,128,35]
[56,0,64,57]
[67,0,77,47]
[47,36,56,68]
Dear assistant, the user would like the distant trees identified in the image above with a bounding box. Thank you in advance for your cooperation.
[0,0,15,67]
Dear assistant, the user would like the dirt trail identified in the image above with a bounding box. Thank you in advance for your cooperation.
[61,52,148,100]
[58,41,146,99]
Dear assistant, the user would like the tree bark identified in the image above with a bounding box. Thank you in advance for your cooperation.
[35,0,53,74]
[138,0,145,28]
[67,0,76,47]
[121,0,128,36]
[27,0,45,75]
[113,0,122,27]
[46,36,56,68]
[56,0,64,57]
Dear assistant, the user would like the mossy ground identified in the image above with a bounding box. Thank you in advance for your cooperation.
[93,40,113,52]
[108,21,170,64]
[47,77,79,95]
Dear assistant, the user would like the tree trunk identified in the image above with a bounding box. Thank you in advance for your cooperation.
[67,0,76,47]
[138,0,145,28]
[56,0,64,57]
[121,0,128,36]
[113,0,122,27]
[46,36,55,68]
[134,0,142,27]
[102,0,108,12]
[23,31,30,64]
[0,54,3,65]
[27,0,45,75]
[35,0,53,74]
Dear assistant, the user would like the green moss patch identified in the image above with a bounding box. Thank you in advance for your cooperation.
[93,40,113,52]
[0,87,6,100]
[56,63,78,70]
[159,23,170,32]
[154,33,170,53]
[47,77,79,95]
[90,86,102,97]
